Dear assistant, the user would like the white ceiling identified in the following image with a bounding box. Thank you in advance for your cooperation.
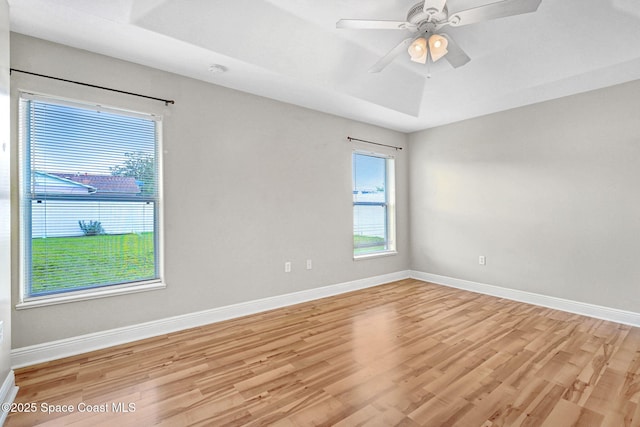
[8,0,640,132]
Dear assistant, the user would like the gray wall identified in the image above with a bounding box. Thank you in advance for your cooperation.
[0,0,12,380]
[11,31,640,351]
[409,79,640,312]
[10,33,410,348]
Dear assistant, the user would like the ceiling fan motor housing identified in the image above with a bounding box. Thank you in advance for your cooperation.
[407,1,448,27]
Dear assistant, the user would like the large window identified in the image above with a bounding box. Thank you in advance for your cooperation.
[352,152,396,257]
[19,94,162,302]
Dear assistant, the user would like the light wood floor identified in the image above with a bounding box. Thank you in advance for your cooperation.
[7,279,640,426]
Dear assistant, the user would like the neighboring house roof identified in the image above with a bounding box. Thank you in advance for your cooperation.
[49,173,141,195]
[33,171,97,195]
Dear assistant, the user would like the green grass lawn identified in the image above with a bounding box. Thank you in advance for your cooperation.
[31,232,156,295]
[353,234,386,255]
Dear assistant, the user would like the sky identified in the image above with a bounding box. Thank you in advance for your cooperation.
[353,153,386,191]
[27,100,156,176]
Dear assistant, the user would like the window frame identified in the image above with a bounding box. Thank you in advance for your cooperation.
[17,92,165,309]
[352,150,397,259]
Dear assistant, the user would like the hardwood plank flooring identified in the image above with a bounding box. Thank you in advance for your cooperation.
[6,279,640,426]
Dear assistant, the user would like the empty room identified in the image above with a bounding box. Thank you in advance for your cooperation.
[1,0,640,425]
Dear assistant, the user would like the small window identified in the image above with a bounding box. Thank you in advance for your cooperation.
[19,94,162,301]
[352,152,396,257]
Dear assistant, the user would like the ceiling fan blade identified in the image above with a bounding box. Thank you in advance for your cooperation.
[369,37,416,73]
[448,0,541,27]
[441,34,470,68]
[336,19,415,30]
[423,0,447,13]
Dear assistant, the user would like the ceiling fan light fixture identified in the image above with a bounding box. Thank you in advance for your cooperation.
[338,0,543,72]
[408,37,428,64]
[428,34,448,62]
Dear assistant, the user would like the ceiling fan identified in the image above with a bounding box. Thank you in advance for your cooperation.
[336,0,542,72]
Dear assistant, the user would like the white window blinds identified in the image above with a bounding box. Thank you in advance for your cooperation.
[352,152,396,256]
[20,94,161,298]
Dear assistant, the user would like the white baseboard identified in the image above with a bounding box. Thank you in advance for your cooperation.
[11,270,410,369]
[410,270,640,328]
[0,370,18,426]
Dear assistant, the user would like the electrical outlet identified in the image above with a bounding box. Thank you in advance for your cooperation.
[284,262,291,273]
[306,259,312,270]
[479,256,486,266]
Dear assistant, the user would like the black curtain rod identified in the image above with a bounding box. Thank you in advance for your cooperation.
[10,68,175,106]
[347,136,402,151]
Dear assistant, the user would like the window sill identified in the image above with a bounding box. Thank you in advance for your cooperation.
[353,250,398,261]
[16,280,166,310]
